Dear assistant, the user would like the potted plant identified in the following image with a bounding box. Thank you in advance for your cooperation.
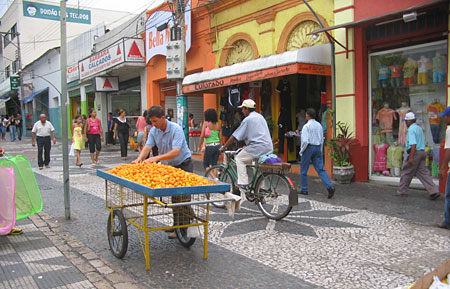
[327,120,356,184]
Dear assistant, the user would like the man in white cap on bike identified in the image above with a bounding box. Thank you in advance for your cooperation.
[219,99,273,194]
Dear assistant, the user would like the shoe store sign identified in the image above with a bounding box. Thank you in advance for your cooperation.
[23,1,91,24]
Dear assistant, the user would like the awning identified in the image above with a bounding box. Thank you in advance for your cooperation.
[0,97,11,104]
[309,0,446,34]
[182,44,331,94]
[23,87,49,104]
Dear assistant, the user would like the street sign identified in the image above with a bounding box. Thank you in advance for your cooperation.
[10,76,19,90]
[23,1,91,24]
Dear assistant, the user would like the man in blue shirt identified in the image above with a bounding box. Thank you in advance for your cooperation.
[220,99,273,192]
[396,112,440,199]
[133,105,193,239]
[299,108,335,199]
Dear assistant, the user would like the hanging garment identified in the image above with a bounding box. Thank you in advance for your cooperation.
[373,144,389,172]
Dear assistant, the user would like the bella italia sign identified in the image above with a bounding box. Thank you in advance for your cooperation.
[23,1,91,24]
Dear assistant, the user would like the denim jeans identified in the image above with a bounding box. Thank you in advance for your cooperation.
[9,125,16,141]
[444,175,450,226]
[300,144,333,191]
[16,126,23,140]
[430,124,440,144]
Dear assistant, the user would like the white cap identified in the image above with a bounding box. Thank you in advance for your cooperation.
[238,99,256,109]
[402,112,415,121]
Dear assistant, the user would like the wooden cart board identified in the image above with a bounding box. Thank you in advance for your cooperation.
[97,169,230,197]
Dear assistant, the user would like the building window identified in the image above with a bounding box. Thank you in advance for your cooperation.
[10,24,17,40]
[5,65,10,78]
[369,40,447,180]
[3,34,9,48]
[12,60,18,74]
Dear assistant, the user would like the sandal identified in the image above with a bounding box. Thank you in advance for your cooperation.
[8,227,23,235]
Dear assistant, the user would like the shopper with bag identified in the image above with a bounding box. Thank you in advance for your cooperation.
[31,114,56,170]
[71,115,85,167]
[197,109,222,169]
[0,146,23,235]
[84,108,104,167]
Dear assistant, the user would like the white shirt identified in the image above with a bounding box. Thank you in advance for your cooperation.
[32,120,55,137]
[445,125,450,168]
[300,119,324,155]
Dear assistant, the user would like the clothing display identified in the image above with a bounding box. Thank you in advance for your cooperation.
[427,102,444,144]
[417,56,431,85]
[389,65,403,87]
[228,85,241,108]
[396,104,411,145]
[276,77,291,109]
[403,58,418,86]
[373,144,389,172]
[432,53,445,83]
[378,65,390,88]
[386,144,403,177]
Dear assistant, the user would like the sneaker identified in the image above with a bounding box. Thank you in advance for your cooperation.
[393,192,408,197]
[237,184,250,192]
[39,167,43,170]
[429,193,440,200]
[436,223,450,230]
[298,190,308,195]
[327,187,335,199]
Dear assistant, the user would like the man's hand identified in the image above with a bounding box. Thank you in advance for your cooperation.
[219,146,226,153]
[32,141,35,147]
[84,136,88,142]
[144,156,159,163]
[439,167,447,180]
[53,137,56,145]
[408,156,415,166]
[132,157,143,164]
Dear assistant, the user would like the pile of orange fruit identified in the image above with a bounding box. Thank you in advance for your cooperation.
[107,162,213,188]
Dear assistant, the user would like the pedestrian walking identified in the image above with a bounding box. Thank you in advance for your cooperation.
[31,114,56,170]
[72,115,85,167]
[113,109,130,160]
[2,115,10,141]
[197,109,222,169]
[107,112,115,145]
[15,114,23,141]
[298,108,335,198]
[133,105,193,239]
[395,112,440,199]
[0,115,6,141]
[135,110,147,153]
[8,115,16,142]
[84,108,104,167]
[437,107,450,230]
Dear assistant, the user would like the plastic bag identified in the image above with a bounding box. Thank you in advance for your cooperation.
[429,276,450,289]
[0,153,42,220]
[129,137,136,149]
[0,167,15,235]
[69,143,75,157]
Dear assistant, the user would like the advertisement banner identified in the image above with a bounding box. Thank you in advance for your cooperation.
[66,64,79,83]
[23,1,91,24]
[79,41,124,80]
[94,77,119,92]
[145,0,191,63]
[124,38,145,62]
[176,95,188,142]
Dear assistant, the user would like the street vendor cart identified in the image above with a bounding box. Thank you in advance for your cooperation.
[97,169,232,270]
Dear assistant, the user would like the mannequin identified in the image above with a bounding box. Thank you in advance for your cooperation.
[386,141,403,177]
[396,102,410,145]
[417,55,431,85]
[426,99,444,144]
[373,141,389,176]
[403,57,418,86]
[432,52,445,83]
[376,102,397,145]
[378,64,390,88]
[389,63,403,87]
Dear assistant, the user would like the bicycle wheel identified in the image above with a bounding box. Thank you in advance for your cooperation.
[175,227,196,248]
[255,173,293,220]
[107,210,128,258]
[204,165,235,209]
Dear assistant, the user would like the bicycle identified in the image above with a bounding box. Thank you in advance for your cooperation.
[204,150,297,220]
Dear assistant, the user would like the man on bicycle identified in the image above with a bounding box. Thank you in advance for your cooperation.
[219,99,273,193]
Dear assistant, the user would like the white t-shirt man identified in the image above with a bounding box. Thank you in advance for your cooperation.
[32,120,55,137]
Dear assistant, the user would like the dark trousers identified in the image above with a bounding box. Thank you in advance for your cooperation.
[118,132,129,157]
[398,150,439,195]
[173,158,194,225]
[37,136,51,167]
[17,126,23,141]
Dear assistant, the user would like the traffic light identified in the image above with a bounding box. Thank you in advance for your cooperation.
[166,40,185,79]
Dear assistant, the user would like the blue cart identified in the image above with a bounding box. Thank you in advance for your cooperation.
[97,169,232,270]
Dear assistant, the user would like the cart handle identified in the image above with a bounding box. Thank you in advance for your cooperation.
[164,197,237,208]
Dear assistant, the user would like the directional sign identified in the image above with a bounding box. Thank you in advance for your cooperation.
[10,76,19,90]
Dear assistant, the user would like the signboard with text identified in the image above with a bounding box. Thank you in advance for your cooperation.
[23,1,91,24]
[10,76,19,90]
[145,0,191,63]
[66,64,79,83]
[79,41,124,80]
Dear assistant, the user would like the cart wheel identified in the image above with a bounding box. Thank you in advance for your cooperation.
[175,228,196,248]
[107,210,128,258]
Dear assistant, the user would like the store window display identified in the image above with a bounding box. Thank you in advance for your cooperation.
[370,41,447,179]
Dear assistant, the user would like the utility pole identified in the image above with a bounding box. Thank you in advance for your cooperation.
[60,0,70,220]
[16,32,26,128]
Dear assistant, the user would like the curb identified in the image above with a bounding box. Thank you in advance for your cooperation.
[29,212,145,289]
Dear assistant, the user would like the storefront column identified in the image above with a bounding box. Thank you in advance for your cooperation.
[95,92,108,136]
[80,85,87,116]
[203,93,217,111]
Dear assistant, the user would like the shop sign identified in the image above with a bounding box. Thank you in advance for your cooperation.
[10,76,19,90]
[94,76,119,92]
[66,64,79,83]
[183,63,331,93]
[79,41,124,80]
[23,1,91,24]
[145,0,191,63]
[124,39,145,62]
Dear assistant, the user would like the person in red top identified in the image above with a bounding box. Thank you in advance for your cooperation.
[84,108,104,166]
